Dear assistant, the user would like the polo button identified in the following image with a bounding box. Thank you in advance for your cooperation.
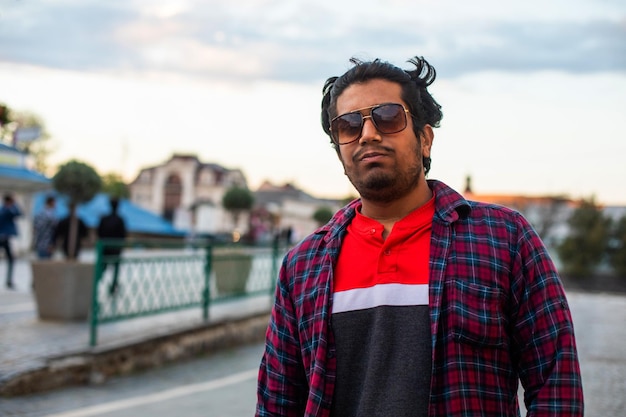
[370,228,376,234]
[384,250,391,256]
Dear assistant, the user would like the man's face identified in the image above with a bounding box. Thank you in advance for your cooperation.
[335,79,432,203]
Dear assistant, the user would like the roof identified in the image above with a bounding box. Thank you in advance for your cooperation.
[0,143,51,192]
[254,181,330,208]
[129,154,247,187]
[0,143,24,153]
[33,192,185,236]
[0,165,50,192]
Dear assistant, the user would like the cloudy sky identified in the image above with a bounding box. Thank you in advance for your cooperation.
[1,0,625,204]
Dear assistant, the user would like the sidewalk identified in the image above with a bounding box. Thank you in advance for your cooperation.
[0,257,273,396]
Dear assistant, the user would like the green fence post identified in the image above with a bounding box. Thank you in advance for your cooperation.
[202,243,212,320]
[90,240,105,347]
[270,237,279,294]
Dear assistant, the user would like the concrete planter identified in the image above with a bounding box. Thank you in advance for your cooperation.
[213,252,253,296]
[31,260,95,321]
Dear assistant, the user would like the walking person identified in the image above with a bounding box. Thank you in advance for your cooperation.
[0,194,22,289]
[256,55,583,416]
[97,198,127,295]
[33,195,58,259]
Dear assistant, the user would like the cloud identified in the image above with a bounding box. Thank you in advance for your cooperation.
[0,0,623,83]
[0,1,136,70]
[431,20,626,77]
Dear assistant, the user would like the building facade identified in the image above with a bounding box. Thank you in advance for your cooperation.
[129,154,249,235]
[251,181,343,245]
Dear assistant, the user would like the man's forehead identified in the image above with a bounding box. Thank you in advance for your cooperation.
[335,79,404,113]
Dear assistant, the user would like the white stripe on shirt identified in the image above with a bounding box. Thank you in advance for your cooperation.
[332,283,429,313]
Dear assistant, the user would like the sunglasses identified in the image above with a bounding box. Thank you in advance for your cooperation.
[329,103,411,145]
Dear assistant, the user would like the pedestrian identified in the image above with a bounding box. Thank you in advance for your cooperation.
[256,56,584,416]
[97,198,127,295]
[54,202,88,260]
[0,193,21,289]
[33,195,58,259]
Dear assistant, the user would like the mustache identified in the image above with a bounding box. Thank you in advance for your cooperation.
[352,145,394,163]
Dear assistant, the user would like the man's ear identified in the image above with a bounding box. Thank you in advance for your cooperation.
[334,146,346,169]
[421,124,434,158]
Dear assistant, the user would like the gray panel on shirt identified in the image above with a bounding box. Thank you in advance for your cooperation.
[331,305,431,417]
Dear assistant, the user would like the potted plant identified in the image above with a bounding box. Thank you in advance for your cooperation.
[214,186,255,296]
[32,160,102,320]
[212,247,254,296]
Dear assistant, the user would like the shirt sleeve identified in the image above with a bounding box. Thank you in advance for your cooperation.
[510,214,584,416]
[256,260,307,417]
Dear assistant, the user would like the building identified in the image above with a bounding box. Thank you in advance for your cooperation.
[129,154,345,244]
[129,154,249,235]
[251,181,343,244]
[462,175,577,249]
[460,175,626,274]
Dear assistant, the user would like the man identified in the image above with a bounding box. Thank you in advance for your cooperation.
[0,194,21,289]
[54,202,88,260]
[97,198,127,294]
[33,195,58,259]
[256,56,583,416]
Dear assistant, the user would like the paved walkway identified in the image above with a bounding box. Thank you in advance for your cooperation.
[0,257,273,393]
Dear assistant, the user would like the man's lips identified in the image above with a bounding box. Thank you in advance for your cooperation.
[360,153,387,163]
[354,147,392,163]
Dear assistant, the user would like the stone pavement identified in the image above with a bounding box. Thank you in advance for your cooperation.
[0,257,273,396]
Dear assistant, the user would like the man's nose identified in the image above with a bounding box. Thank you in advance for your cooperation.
[358,117,382,144]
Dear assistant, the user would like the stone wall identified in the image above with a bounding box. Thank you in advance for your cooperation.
[560,273,626,295]
[1,313,269,397]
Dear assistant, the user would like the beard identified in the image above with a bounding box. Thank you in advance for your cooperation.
[343,143,424,203]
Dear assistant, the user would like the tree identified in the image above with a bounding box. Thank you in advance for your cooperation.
[53,160,102,259]
[222,186,254,230]
[341,195,358,206]
[0,102,17,144]
[313,206,334,226]
[532,196,569,242]
[0,103,55,174]
[0,103,11,126]
[608,215,626,278]
[14,111,55,174]
[556,198,611,278]
[102,173,130,199]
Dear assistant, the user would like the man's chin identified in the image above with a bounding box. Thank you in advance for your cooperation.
[350,175,397,201]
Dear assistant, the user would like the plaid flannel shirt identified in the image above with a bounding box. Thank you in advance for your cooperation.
[256,180,583,417]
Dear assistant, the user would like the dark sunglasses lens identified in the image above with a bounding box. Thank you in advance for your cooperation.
[372,104,406,133]
[332,113,363,144]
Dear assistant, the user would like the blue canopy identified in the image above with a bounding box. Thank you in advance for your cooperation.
[33,192,185,236]
[0,144,51,191]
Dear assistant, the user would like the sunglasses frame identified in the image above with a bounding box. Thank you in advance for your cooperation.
[330,102,411,145]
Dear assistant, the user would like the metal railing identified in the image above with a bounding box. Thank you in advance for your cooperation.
[89,239,283,346]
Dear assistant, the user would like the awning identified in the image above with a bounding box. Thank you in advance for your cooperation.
[0,143,51,192]
[33,192,185,236]
[0,164,51,192]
